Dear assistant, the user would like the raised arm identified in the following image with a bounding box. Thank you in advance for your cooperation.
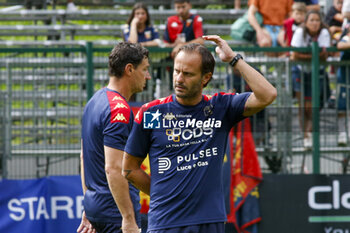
[203,35,277,116]
[104,146,140,233]
[122,152,151,195]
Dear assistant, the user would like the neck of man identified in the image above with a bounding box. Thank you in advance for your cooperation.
[176,94,202,106]
[179,13,190,21]
[107,76,132,101]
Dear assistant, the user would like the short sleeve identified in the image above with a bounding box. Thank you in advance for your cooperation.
[318,28,331,48]
[193,15,204,38]
[103,90,132,151]
[152,27,160,40]
[343,0,350,14]
[225,92,251,126]
[291,27,303,47]
[103,120,130,151]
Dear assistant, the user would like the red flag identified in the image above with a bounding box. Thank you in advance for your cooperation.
[227,118,262,233]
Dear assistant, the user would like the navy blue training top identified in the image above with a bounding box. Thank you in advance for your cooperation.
[125,92,250,230]
[82,87,140,225]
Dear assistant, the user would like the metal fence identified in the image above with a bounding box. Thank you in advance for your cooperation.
[1,43,350,178]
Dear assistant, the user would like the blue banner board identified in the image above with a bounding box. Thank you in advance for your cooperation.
[2,174,350,233]
[0,175,83,233]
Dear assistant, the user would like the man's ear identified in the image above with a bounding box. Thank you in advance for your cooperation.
[125,63,134,76]
[202,73,212,87]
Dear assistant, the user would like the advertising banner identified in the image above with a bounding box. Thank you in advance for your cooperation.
[1,173,349,233]
[259,174,350,233]
[0,175,83,233]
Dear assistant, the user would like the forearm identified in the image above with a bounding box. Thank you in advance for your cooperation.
[247,5,262,33]
[122,153,151,195]
[80,142,87,194]
[141,39,160,47]
[337,41,350,50]
[292,52,312,60]
[106,168,137,220]
[124,167,150,195]
[128,24,138,43]
[235,59,276,107]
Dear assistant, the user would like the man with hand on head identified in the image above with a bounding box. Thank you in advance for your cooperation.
[122,35,276,233]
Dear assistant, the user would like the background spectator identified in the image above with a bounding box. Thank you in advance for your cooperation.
[123,3,160,47]
[282,2,307,47]
[247,0,293,48]
[163,0,204,58]
[336,23,350,146]
[325,0,344,42]
[290,10,331,149]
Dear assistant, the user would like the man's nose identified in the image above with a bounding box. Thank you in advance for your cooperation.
[145,71,151,80]
[175,73,184,82]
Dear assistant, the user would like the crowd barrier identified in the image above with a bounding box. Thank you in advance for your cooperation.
[0,43,350,178]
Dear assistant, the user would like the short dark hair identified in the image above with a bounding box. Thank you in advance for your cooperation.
[127,3,151,27]
[176,43,215,87]
[174,0,190,4]
[108,42,149,78]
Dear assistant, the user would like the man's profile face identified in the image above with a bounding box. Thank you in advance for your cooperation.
[132,57,151,93]
[174,2,191,20]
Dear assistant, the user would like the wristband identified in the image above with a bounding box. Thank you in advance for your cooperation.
[229,54,243,67]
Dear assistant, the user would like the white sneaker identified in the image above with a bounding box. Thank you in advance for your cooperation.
[338,132,348,146]
[304,134,312,150]
[67,2,78,11]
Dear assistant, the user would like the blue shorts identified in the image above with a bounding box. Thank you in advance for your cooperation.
[89,221,122,233]
[337,67,350,110]
[147,222,225,233]
[292,66,312,98]
[292,66,327,100]
[264,25,282,47]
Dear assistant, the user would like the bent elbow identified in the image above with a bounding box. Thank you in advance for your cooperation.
[262,87,277,107]
[268,87,277,104]
[105,164,120,179]
[121,169,127,179]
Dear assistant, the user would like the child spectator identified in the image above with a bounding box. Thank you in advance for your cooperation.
[325,0,344,42]
[282,2,307,47]
[290,10,331,149]
[123,3,160,47]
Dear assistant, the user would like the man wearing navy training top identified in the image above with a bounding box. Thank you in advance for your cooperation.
[122,35,277,233]
[77,42,150,233]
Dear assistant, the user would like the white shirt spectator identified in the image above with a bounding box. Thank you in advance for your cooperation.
[291,27,330,48]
